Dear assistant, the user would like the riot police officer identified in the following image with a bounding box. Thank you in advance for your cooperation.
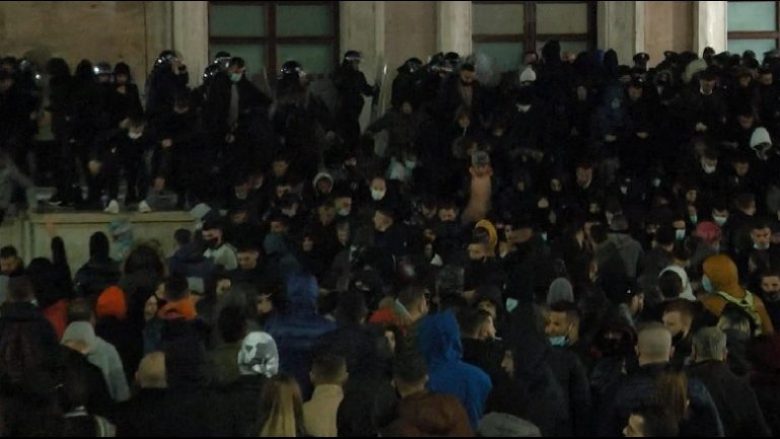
[146,50,189,126]
[392,57,424,110]
[331,50,376,146]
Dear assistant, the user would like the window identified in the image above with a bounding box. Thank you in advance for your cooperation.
[472,1,597,72]
[727,1,780,55]
[208,1,339,81]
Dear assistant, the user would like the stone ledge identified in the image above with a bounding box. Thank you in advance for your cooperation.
[27,211,196,225]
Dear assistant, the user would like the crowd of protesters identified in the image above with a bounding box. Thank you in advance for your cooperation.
[1,40,780,437]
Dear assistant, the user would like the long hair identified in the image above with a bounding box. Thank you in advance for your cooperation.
[259,374,304,437]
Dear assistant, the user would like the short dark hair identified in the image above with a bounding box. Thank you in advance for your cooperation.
[174,229,191,246]
[658,271,683,300]
[218,306,247,343]
[311,353,347,383]
[393,352,428,384]
[67,297,94,323]
[0,246,18,259]
[752,217,772,231]
[655,226,675,246]
[229,57,246,69]
[458,308,492,337]
[165,275,190,301]
[549,300,580,326]
[630,404,679,437]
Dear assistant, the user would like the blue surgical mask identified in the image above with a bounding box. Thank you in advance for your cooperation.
[689,215,698,224]
[675,229,686,241]
[230,72,242,83]
[702,275,714,293]
[549,336,568,347]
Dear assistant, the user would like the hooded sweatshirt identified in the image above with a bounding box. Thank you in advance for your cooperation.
[417,311,492,429]
[702,254,774,335]
[61,321,130,402]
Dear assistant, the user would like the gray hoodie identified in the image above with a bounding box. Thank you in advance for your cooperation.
[62,321,130,402]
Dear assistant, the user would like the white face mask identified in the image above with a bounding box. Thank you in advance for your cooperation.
[675,229,686,240]
[337,207,351,217]
[689,215,698,224]
[371,189,386,201]
[713,215,728,226]
[702,274,714,293]
[516,104,531,113]
[404,159,417,169]
[230,72,242,83]
[701,159,717,174]
[128,131,142,140]
[755,242,770,251]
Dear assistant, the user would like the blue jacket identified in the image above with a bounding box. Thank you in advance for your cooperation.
[417,311,492,430]
[265,274,336,397]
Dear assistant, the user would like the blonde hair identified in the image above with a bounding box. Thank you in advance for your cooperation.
[259,374,304,437]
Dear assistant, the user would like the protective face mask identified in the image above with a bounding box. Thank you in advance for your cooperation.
[652,178,661,188]
[337,207,351,217]
[755,242,771,251]
[128,131,142,140]
[689,215,698,224]
[620,185,628,195]
[371,189,386,201]
[676,229,686,241]
[702,161,717,174]
[713,215,728,227]
[610,98,621,110]
[702,274,714,293]
[549,336,568,347]
[516,104,531,113]
[404,160,417,169]
[230,72,242,83]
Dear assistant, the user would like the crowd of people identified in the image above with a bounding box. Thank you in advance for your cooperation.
[1,39,780,437]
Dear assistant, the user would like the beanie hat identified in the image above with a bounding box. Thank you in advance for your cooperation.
[750,127,772,149]
[694,221,721,245]
[547,277,574,305]
[237,331,279,377]
[157,298,197,321]
[96,286,127,320]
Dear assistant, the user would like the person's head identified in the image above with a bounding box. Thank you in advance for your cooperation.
[334,192,353,217]
[164,275,190,302]
[523,50,538,65]
[239,331,279,377]
[717,303,755,337]
[201,220,224,248]
[123,244,165,278]
[437,199,458,222]
[370,176,387,201]
[711,201,730,227]
[7,275,35,303]
[67,297,95,324]
[691,326,728,363]
[467,236,489,262]
[218,306,247,344]
[459,63,476,85]
[174,228,191,248]
[658,270,684,300]
[545,301,580,344]
[392,352,428,398]
[624,404,679,437]
[227,57,246,82]
[458,308,496,341]
[343,50,361,69]
[0,70,14,93]
[271,154,290,178]
[88,232,110,261]
[257,278,283,316]
[136,352,167,389]
[113,62,130,85]
[700,148,719,173]
[736,192,757,216]
[760,269,780,300]
[310,353,348,386]
[398,284,429,322]
[259,374,304,437]
[173,92,191,114]
[662,300,694,339]
[236,243,260,270]
[699,69,718,93]
[636,322,673,366]
[0,245,21,274]
[318,201,336,226]
[759,67,773,86]
[373,208,395,232]
[575,162,593,187]
[737,111,756,130]
[733,154,751,177]
[751,218,773,250]
[628,79,644,101]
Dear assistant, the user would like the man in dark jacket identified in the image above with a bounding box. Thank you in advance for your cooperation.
[74,232,121,298]
[145,50,189,126]
[598,322,724,437]
[687,327,771,437]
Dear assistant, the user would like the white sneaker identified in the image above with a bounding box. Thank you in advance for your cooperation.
[138,200,152,213]
[104,199,120,214]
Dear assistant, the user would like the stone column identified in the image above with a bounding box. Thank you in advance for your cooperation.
[172,1,209,87]
[598,1,645,64]
[694,1,728,55]
[436,1,472,55]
